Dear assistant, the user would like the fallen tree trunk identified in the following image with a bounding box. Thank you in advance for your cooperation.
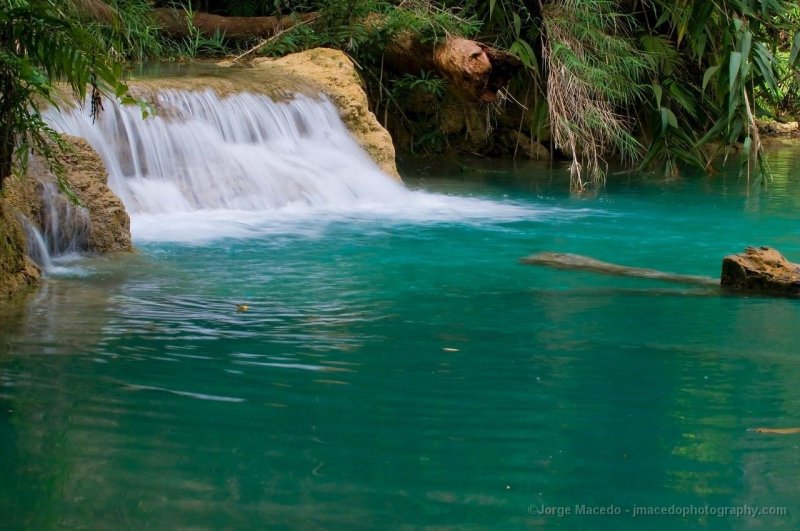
[152,8,318,40]
[72,3,522,103]
[520,252,719,286]
[522,247,800,297]
[152,8,521,103]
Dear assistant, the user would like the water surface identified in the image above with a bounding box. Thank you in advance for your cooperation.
[2,149,800,529]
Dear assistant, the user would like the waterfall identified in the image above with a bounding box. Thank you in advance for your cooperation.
[21,181,91,271]
[43,89,536,243]
[21,219,52,271]
[44,91,405,214]
[38,181,91,255]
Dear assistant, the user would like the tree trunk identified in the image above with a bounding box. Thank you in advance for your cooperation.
[152,8,317,40]
[385,33,521,103]
[152,8,521,102]
[72,4,523,104]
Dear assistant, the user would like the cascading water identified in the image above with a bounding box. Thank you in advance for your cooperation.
[45,91,404,213]
[38,181,91,255]
[44,90,537,242]
[21,180,91,271]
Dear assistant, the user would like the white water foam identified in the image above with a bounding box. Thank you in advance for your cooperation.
[44,90,552,243]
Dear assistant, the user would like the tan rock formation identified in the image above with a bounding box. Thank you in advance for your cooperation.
[1,135,133,302]
[13,136,133,254]
[0,201,40,302]
[756,119,800,137]
[43,136,133,253]
[131,49,400,179]
[721,246,800,296]
[251,48,400,179]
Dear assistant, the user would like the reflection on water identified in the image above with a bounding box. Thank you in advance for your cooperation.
[2,146,800,528]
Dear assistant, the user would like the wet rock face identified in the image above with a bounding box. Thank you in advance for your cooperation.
[0,202,41,302]
[17,136,133,254]
[721,246,800,296]
[52,136,133,253]
[2,134,133,303]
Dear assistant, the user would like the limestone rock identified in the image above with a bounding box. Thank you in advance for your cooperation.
[0,201,40,302]
[756,120,800,136]
[132,49,400,179]
[720,246,800,296]
[252,48,400,179]
[15,136,133,253]
[511,131,549,160]
[2,134,132,301]
[50,136,133,253]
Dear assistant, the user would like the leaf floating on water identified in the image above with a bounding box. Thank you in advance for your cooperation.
[236,304,249,312]
[314,379,350,385]
[749,427,800,434]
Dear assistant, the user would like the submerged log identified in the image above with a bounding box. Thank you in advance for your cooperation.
[720,246,800,296]
[523,247,800,297]
[520,252,718,286]
[749,427,800,434]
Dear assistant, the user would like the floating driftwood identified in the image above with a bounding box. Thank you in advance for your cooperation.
[748,427,800,435]
[520,252,718,286]
[521,247,800,297]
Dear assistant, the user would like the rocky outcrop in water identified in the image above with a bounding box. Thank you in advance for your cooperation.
[721,246,800,296]
[43,137,132,253]
[755,119,799,137]
[9,136,133,254]
[0,136,133,302]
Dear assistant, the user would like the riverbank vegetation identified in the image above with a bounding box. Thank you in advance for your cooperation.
[4,0,800,190]
[0,0,143,194]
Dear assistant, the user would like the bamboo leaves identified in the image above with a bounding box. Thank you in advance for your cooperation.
[789,31,800,67]
[729,52,742,95]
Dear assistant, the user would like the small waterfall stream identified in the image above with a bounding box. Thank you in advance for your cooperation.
[22,181,91,272]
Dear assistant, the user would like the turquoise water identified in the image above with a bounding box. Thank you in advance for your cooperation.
[2,150,800,529]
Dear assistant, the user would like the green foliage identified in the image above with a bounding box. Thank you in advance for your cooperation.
[83,0,166,61]
[254,0,478,60]
[464,0,800,186]
[390,70,448,154]
[0,0,138,191]
[171,1,315,17]
[541,0,652,188]
[393,71,447,98]
[773,50,800,118]
[639,0,800,182]
[179,4,229,58]
[7,0,798,189]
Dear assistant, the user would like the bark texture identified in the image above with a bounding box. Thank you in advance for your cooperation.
[150,8,521,102]
[152,8,318,40]
[386,34,521,103]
